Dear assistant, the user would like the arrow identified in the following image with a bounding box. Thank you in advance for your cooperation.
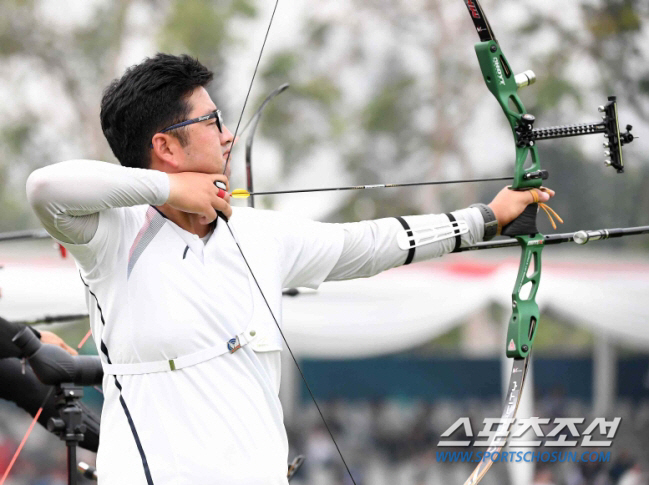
[230,175,515,199]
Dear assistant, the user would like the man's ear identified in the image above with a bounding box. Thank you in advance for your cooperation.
[151,133,181,171]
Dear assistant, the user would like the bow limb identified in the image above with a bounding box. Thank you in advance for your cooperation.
[243,83,290,208]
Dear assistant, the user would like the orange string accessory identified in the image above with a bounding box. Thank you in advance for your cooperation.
[529,188,563,230]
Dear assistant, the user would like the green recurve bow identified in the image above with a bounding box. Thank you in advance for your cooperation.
[221,2,636,485]
[461,3,542,483]
[460,1,633,483]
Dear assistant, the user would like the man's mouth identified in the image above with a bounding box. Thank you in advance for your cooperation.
[222,153,231,178]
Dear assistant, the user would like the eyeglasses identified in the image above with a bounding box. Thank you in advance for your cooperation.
[150,109,224,149]
[159,108,223,134]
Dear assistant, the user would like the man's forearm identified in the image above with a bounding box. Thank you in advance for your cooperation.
[26,160,169,244]
[328,208,484,281]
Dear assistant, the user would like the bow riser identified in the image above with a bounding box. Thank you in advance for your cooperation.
[475,42,543,191]
[474,36,545,360]
[507,236,542,359]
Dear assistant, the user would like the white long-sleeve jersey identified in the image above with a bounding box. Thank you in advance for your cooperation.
[26,160,485,484]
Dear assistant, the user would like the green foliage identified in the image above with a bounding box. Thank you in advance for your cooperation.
[422,325,464,353]
[534,78,582,112]
[300,77,341,107]
[362,77,416,134]
[587,2,642,36]
[263,51,299,79]
[1,121,34,156]
[160,0,253,63]
[0,0,36,56]
[306,20,332,48]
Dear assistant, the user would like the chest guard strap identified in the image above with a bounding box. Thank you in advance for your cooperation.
[102,329,258,375]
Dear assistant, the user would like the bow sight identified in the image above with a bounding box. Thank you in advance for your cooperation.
[515,96,634,173]
[468,10,634,184]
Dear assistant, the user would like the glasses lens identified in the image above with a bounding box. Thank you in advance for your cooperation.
[215,110,223,133]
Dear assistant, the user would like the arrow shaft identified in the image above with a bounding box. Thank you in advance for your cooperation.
[241,175,514,197]
[11,314,89,326]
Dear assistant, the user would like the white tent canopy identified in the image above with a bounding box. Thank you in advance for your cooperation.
[283,258,649,356]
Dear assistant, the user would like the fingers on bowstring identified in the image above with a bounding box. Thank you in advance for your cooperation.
[212,195,232,221]
[212,174,230,192]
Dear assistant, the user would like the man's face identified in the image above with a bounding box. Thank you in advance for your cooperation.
[179,87,234,178]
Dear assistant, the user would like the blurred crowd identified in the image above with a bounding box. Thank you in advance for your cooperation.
[1,394,648,485]
[286,394,649,485]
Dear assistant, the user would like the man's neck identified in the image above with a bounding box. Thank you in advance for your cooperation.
[155,204,214,238]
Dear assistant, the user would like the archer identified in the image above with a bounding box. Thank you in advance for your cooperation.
[26,53,551,484]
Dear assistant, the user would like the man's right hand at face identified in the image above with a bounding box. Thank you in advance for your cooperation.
[167,173,232,223]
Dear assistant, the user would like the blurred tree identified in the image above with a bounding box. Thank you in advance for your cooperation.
[158,0,257,109]
[0,0,256,231]
[246,0,648,249]
[0,0,647,251]
[517,0,649,244]
[0,0,134,230]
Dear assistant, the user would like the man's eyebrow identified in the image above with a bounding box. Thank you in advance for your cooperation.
[193,109,216,120]
[199,109,218,119]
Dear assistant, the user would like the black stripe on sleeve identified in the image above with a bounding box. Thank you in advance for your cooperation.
[445,213,462,253]
[395,216,416,265]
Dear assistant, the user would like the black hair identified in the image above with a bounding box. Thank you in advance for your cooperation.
[100,53,213,169]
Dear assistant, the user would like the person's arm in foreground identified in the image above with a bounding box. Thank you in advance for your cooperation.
[0,316,99,452]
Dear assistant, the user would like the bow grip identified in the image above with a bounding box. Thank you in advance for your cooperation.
[501,203,538,237]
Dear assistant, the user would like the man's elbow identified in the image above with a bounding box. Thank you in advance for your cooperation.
[25,168,51,211]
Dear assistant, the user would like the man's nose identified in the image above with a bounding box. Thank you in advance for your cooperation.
[221,125,234,145]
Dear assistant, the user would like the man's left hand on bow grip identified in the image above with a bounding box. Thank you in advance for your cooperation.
[167,173,232,224]
[488,186,555,232]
